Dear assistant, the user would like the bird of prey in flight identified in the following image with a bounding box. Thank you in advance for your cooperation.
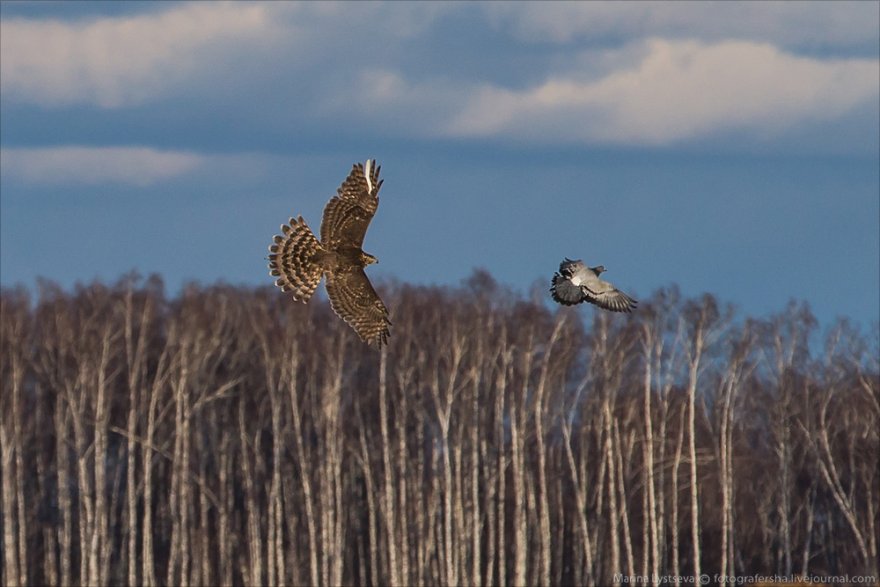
[550,258,638,313]
[268,160,391,346]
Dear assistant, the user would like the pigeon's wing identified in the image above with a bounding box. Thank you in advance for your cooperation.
[550,273,586,306]
[582,278,638,313]
[325,267,391,346]
[320,160,382,249]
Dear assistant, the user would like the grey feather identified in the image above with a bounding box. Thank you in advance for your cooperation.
[550,258,638,313]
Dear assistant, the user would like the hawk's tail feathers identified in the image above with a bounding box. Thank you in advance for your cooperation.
[268,216,324,302]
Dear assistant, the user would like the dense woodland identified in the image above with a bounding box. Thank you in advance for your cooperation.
[1,272,878,586]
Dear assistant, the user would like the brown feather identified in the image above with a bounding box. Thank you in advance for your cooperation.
[267,216,324,303]
[320,161,381,248]
[325,268,390,347]
[268,160,390,345]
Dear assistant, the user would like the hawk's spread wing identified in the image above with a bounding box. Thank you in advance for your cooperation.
[325,267,391,346]
[321,160,382,249]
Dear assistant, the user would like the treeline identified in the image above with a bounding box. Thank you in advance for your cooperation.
[1,272,877,586]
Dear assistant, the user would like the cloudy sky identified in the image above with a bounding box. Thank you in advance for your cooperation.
[2,1,878,327]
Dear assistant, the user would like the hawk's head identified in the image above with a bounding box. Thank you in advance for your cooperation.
[360,252,378,266]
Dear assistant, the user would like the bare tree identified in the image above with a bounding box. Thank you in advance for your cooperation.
[1,275,877,586]
[681,294,728,580]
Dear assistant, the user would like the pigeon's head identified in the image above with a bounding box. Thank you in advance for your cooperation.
[593,265,606,274]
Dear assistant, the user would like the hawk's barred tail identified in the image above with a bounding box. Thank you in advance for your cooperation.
[268,216,324,302]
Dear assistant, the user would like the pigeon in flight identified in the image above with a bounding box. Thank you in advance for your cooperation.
[550,258,638,313]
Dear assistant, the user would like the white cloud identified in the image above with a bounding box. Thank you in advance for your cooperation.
[0,3,276,107]
[0,2,461,110]
[444,39,879,145]
[331,68,463,138]
[1,2,875,152]
[485,1,880,51]
[1,146,204,186]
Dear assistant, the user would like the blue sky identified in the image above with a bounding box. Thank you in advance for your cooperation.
[1,1,878,327]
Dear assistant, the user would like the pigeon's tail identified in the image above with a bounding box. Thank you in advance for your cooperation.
[268,216,325,302]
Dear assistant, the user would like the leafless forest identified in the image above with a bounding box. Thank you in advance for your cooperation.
[1,272,878,586]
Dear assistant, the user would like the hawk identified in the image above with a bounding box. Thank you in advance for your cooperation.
[268,160,390,346]
[550,258,638,313]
